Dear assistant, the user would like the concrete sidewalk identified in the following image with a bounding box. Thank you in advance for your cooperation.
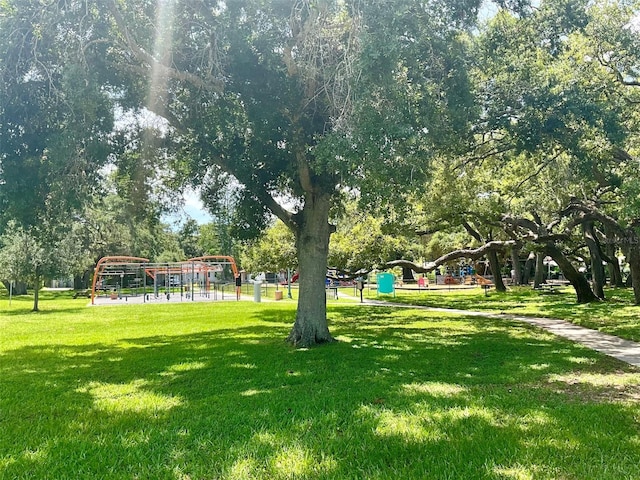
[362,300,640,368]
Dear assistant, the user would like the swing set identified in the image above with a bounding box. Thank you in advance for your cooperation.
[90,255,239,305]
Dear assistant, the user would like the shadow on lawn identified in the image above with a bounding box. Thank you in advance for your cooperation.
[382,287,640,342]
[0,305,88,316]
[2,306,640,479]
[0,295,89,317]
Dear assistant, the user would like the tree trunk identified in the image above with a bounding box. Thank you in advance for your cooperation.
[627,237,640,304]
[607,252,624,288]
[583,221,605,299]
[32,271,41,312]
[74,270,91,290]
[545,243,598,303]
[510,243,522,286]
[487,250,506,292]
[2,280,28,295]
[402,267,415,283]
[287,194,334,347]
[522,251,535,285]
[534,252,545,289]
[604,225,624,287]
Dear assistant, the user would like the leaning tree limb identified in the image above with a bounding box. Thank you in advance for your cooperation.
[386,240,516,274]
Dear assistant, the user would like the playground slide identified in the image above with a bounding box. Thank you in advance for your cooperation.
[474,274,493,285]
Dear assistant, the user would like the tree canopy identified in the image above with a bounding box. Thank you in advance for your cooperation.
[1,0,640,331]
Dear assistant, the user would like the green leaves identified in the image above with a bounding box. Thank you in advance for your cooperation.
[240,221,297,273]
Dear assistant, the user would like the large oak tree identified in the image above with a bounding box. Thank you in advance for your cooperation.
[81,0,479,345]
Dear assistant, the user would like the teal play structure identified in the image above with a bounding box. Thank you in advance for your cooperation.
[376,272,395,296]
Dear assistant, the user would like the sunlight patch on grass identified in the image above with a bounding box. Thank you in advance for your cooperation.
[77,379,182,414]
[528,363,550,371]
[252,431,278,447]
[517,410,555,432]
[230,363,258,369]
[397,331,465,347]
[271,444,337,478]
[548,372,640,387]
[492,464,536,479]
[404,320,481,332]
[434,405,498,427]
[20,447,48,466]
[565,356,597,365]
[228,457,260,479]
[66,348,111,358]
[119,340,170,350]
[402,381,467,398]
[159,361,207,378]
[271,445,313,476]
[240,389,272,397]
[334,335,354,343]
[119,429,151,448]
[373,409,444,442]
[167,361,207,373]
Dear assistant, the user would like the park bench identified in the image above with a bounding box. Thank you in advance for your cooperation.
[537,279,569,293]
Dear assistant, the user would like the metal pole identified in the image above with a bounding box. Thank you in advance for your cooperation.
[287,268,292,299]
[166,264,170,300]
[9,280,13,306]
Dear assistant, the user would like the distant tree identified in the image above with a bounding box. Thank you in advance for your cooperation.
[197,223,223,257]
[329,203,425,278]
[0,0,113,305]
[240,222,297,276]
[0,222,83,310]
[393,0,639,303]
[178,219,203,259]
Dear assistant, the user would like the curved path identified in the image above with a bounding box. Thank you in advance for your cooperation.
[361,299,640,367]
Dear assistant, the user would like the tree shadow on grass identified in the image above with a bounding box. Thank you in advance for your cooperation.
[0,305,88,316]
[2,307,640,479]
[384,287,640,339]
[0,294,89,317]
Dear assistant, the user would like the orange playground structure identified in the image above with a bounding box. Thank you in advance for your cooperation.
[91,255,239,305]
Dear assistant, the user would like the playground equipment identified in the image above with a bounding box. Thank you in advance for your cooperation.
[91,255,239,305]
[474,273,493,285]
[376,272,396,296]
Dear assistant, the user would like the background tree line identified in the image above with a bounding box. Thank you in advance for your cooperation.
[0,0,639,342]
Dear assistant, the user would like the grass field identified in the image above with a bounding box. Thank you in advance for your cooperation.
[367,285,640,342]
[2,291,640,479]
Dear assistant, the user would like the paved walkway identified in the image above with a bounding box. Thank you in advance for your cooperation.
[359,299,640,368]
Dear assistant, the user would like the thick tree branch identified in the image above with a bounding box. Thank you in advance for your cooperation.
[502,215,539,233]
[560,200,627,236]
[461,220,483,243]
[296,149,316,195]
[257,190,297,232]
[213,154,297,232]
[107,0,223,93]
[597,54,640,87]
[386,240,516,273]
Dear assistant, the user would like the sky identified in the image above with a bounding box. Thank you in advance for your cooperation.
[182,189,213,224]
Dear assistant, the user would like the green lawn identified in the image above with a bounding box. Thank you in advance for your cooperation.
[2,292,640,479]
[368,286,640,342]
